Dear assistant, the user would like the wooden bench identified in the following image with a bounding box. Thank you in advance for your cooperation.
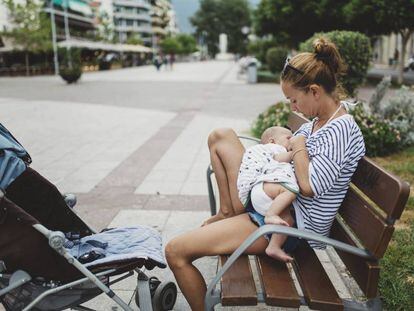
[205,112,410,310]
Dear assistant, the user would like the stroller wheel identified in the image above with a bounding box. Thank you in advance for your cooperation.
[152,282,177,311]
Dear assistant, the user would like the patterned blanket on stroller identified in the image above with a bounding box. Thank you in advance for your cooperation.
[65,226,166,268]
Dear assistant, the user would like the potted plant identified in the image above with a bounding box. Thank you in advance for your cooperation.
[59,48,83,84]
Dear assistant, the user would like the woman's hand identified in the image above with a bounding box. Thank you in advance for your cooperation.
[288,135,306,152]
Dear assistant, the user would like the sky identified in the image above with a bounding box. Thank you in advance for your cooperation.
[171,0,261,34]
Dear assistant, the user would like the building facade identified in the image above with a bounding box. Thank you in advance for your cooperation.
[112,0,152,45]
[373,32,414,66]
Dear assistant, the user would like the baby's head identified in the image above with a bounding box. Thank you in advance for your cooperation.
[260,126,292,148]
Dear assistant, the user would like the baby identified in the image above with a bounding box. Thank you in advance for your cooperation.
[237,126,299,262]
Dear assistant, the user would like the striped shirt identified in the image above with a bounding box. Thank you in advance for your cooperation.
[292,114,365,249]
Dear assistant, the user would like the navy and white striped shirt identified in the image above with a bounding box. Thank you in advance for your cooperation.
[292,114,365,249]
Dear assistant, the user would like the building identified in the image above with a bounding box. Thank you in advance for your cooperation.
[150,0,172,49]
[373,33,414,66]
[45,0,97,40]
[166,8,178,36]
[112,0,152,45]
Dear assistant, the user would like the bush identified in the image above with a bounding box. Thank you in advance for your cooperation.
[59,48,82,84]
[59,66,82,84]
[300,31,371,96]
[266,47,289,74]
[383,87,414,147]
[257,70,280,84]
[247,38,279,64]
[251,102,291,138]
[379,222,414,310]
[349,104,402,157]
[368,76,391,115]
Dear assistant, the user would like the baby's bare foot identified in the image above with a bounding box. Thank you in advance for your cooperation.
[265,245,293,262]
[264,215,289,226]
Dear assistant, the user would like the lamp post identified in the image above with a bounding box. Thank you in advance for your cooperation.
[241,26,250,56]
[49,0,59,75]
[64,0,72,68]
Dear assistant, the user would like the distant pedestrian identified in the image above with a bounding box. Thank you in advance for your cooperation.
[153,55,162,71]
[168,53,175,70]
[162,55,168,71]
[393,48,399,67]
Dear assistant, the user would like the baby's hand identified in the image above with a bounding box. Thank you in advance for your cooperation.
[273,151,293,163]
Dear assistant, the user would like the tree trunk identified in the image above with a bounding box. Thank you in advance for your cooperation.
[25,52,29,76]
[398,30,411,85]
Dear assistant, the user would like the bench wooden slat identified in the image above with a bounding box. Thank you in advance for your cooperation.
[255,255,301,307]
[351,157,410,221]
[330,220,380,298]
[293,240,343,311]
[288,111,308,132]
[339,187,395,258]
[220,255,257,306]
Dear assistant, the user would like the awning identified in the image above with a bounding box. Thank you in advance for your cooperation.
[52,0,93,17]
[57,39,152,53]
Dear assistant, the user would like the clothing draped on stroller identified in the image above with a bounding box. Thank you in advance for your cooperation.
[0,168,177,311]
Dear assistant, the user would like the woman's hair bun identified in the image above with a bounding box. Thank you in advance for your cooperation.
[313,37,346,75]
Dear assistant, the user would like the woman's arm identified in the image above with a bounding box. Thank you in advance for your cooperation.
[289,136,314,197]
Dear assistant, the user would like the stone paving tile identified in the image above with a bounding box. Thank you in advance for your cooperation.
[136,114,249,196]
[0,98,175,193]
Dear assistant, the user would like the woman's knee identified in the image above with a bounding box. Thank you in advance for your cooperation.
[208,128,236,148]
[165,238,190,269]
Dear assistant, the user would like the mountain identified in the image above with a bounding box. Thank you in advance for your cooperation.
[171,0,260,34]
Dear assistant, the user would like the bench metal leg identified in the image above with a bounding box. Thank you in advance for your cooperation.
[205,288,221,311]
[206,165,216,216]
[343,297,382,311]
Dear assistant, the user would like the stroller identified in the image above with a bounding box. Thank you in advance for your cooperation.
[0,187,177,311]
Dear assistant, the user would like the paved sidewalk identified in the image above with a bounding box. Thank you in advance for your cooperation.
[0,61,367,310]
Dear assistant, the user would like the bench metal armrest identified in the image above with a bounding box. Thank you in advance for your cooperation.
[205,224,375,310]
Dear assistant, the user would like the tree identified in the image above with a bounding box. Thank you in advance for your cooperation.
[126,34,144,46]
[160,37,181,54]
[344,0,414,84]
[254,0,349,48]
[1,0,51,76]
[176,34,197,55]
[96,11,115,43]
[191,0,251,56]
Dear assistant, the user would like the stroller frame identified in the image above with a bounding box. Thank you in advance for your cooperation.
[0,190,176,311]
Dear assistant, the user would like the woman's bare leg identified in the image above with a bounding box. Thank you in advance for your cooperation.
[166,213,267,310]
[202,128,245,225]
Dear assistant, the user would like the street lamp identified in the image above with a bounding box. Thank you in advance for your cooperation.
[64,0,72,68]
[49,0,59,75]
[241,26,250,35]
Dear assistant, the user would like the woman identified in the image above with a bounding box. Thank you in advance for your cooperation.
[165,38,366,310]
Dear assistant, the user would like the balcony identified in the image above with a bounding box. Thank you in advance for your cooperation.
[113,12,151,21]
[152,26,166,36]
[112,0,151,10]
[114,25,152,33]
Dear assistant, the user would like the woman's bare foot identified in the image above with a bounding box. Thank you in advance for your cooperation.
[265,245,293,262]
[201,212,233,226]
[264,215,290,226]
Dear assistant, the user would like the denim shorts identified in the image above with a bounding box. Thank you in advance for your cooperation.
[245,199,300,254]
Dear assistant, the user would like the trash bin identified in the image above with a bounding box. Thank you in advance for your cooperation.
[247,62,257,84]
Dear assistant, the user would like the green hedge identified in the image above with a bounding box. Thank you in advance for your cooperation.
[257,70,280,84]
[300,31,371,97]
[266,47,289,74]
[251,102,291,138]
